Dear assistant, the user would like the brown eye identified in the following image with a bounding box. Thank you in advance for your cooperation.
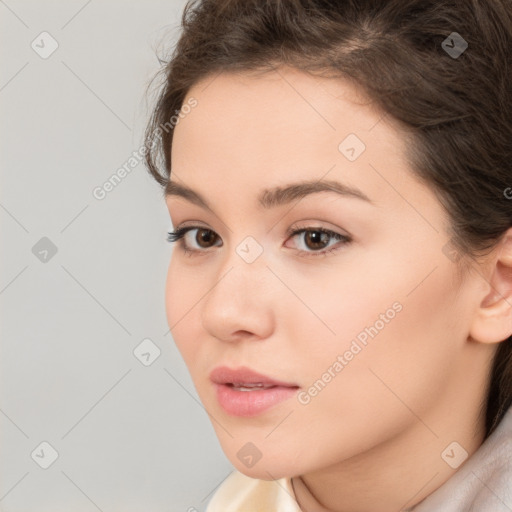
[166,226,222,253]
[286,227,351,258]
[302,230,331,250]
[195,228,219,248]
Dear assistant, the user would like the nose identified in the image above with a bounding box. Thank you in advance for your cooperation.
[200,246,276,343]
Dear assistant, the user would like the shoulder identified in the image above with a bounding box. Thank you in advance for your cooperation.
[206,470,301,512]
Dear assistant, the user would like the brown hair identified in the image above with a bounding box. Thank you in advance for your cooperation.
[144,0,512,438]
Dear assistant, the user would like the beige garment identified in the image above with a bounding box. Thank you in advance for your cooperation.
[206,471,301,512]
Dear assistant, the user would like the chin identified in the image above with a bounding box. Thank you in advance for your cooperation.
[220,443,301,480]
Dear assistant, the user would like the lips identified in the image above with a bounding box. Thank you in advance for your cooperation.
[209,366,298,388]
[210,366,299,417]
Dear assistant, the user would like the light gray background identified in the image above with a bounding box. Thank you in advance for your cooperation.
[1,1,233,510]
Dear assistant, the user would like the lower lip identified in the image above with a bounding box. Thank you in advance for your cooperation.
[214,383,298,417]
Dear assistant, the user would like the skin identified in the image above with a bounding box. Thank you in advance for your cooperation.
[164,66,512,512]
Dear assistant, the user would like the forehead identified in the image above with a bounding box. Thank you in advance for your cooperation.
[169,67,416,214]
[179,67,388,143]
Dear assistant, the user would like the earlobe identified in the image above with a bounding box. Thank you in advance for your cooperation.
[469,229,512,345]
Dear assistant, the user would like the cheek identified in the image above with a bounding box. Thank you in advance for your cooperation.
[329,272,459,394]
[285,255,465,435]
[165,256,203,359]
[300,237,465,373]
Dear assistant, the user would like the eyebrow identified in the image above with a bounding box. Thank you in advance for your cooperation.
[165,178,372,210]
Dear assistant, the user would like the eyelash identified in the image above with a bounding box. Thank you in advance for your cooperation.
[166,225,351,258]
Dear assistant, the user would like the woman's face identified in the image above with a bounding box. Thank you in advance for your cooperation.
[164,67,486,479]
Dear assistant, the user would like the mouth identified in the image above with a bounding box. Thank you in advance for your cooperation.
[210,366,299,417]
[226,383,279,391]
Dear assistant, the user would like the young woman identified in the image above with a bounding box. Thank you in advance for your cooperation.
[144,0,512,510]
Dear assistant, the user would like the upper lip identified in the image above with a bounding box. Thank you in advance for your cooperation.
[210,366,299,388]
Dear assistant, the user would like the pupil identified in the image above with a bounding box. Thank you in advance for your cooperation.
[307,231,327,249]
[198,229,214,247]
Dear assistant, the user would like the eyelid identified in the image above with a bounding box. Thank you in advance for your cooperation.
[170,220,349,240]
[285,221,351,239]
[173,220,210,230]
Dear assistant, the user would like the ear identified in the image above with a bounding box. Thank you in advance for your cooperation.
[469,228,512,344]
